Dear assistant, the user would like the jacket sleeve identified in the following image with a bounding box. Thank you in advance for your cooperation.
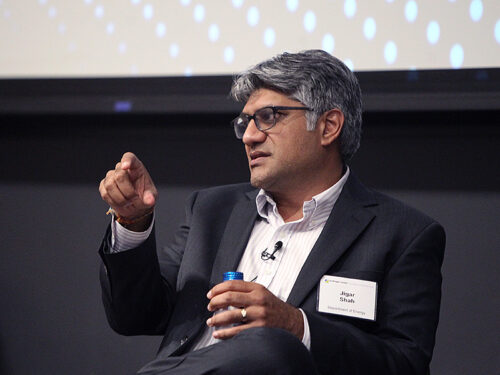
[307,221,445,375]
[98,192,198,336]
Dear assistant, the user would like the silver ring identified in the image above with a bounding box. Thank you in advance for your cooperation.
[240,308,247,322]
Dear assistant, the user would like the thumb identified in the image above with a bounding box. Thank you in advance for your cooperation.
[143,190,156,207]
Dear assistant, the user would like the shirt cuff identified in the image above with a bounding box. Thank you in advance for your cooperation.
[110,212,155,253]
[299,308,311,350]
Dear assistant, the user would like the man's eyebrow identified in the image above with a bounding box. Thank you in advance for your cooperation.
[241,105,275,115]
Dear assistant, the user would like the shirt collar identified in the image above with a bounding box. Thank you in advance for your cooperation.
[255,167,350,228]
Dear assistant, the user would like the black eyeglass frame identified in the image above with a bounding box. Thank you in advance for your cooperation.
[231,105,312,139]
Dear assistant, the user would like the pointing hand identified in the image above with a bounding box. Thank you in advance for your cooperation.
[99,152,158,230]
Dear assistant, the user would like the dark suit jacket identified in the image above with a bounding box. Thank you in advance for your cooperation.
[99,173,445,375]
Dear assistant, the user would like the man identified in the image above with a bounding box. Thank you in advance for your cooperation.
[99,50,445,374]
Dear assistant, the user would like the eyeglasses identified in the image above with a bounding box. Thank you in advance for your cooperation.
[231,105,311,139]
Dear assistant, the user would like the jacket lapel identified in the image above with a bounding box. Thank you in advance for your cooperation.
[287,174,377,307]
[209,190,259,287]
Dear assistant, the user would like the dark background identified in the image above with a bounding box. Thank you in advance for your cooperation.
[0,71,499,374]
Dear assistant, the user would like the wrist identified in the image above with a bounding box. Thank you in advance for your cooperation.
[289,307,305,339]
[295,308,305,339]
[121,212,154,232]
[107,208,154,232]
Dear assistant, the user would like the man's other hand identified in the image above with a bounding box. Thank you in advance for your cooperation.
[206,281,304,340]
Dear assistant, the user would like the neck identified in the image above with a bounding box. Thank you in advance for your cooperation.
[271,164,344,222]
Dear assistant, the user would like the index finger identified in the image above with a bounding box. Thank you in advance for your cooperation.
[207,280,255,299]
[120,152,142,170]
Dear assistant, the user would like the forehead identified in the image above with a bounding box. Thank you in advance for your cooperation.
[243,88,300,112]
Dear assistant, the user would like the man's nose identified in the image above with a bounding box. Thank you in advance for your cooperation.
[242,119,266,145]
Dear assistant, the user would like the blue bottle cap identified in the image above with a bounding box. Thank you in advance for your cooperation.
[223,271,244,281]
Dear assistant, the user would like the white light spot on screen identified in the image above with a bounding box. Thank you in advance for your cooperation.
[224,46,235,64]
[344,59,354,71]
[131,0,141,5]
[287,0,298,12]
[263,28,276,47]
[344,0,356,19]
[184,67,193,76]
[48,6,57,18]
[469,0,483,22]
[405,1,418,23]
[38,0,47,5]
[208,24,220,42]
[232,0,243,8]
[385,0,394,2]
[450,44,464,68]
[303,11,316,33]
[384,41,397,64]
[68,42,77,52]
[118,42,127,54]
[363,17,376,40]
[170,43,179,58]
[247,6,259,27]
[322,34,335,53]
[95,5,104,18]
[495,20,500,44]
[194,4,205,22]
[84,0,93,5]
[427,21,440,44]
[131,65,138,75]
[106,22,115,34]
[156,22,166,37]
[3,9,10,18]
[143,4,153,20]
[58,23,66,34]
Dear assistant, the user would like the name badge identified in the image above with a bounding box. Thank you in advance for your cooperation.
[317,275,377,321]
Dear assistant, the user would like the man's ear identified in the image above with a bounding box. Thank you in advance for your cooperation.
[320,109,344,147]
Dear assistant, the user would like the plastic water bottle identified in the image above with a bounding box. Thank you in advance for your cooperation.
[215,271,244,330]
[223,271,243,282]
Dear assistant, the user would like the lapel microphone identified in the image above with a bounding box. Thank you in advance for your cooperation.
[261,241,283,261]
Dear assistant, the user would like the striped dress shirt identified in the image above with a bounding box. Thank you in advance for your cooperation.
[111,168,350,351]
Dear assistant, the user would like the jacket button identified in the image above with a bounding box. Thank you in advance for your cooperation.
[180,336,188,345]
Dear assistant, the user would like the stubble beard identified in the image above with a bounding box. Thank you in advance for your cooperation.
[249,165,277,191]
[249,169,267,189]
[249,161,294,193]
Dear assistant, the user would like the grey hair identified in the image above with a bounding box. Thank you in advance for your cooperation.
[230,49,362,161]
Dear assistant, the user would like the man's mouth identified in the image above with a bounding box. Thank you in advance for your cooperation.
[249,151,270,166]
